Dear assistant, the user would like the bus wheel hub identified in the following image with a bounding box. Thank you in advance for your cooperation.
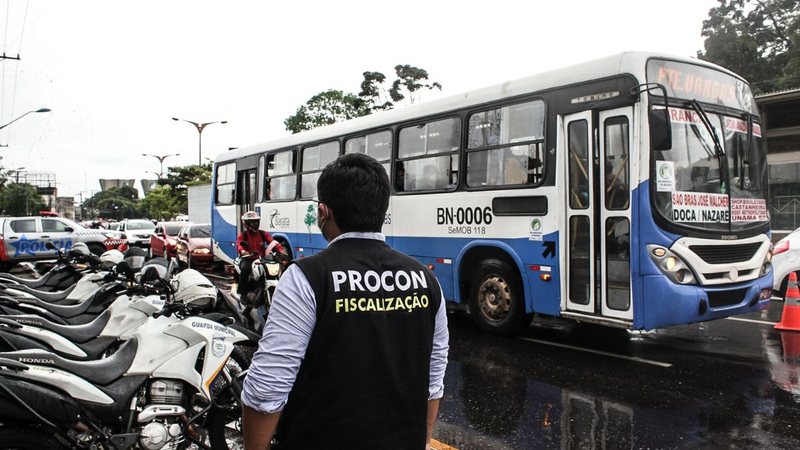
[479,276,511,321]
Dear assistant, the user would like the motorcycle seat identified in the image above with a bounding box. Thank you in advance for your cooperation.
[5,283,78,302]
[0,337,138,385]
[7,310,111,344]
[28,292,99,318]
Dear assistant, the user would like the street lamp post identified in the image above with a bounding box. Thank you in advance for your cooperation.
[171,117,227,165]
[142,153,180,178]
[0,108,51,131]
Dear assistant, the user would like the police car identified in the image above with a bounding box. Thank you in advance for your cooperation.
[0,216,126,264]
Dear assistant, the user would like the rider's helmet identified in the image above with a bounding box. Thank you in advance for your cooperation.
[69,242,92,258]
[99,249,124,269]
[172,269,217,308]
[241,211,261,231]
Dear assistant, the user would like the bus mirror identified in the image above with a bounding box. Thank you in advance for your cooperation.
[650,107,672,151]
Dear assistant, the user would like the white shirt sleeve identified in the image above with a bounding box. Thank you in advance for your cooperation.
[428,288,449,400]
[241,264,317,413]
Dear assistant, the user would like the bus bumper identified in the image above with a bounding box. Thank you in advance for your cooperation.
[640,274,772,330]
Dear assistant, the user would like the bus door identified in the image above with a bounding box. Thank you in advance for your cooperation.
[562,108,633,322]
[236,168,258,235]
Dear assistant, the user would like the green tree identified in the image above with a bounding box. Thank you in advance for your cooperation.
[139,186,180,220]
[283,90,370,134]
[699,0,800,93]
[284,65,443,133]
[157,163,213,213]
[84,186,140,220]
[0,183,46,216]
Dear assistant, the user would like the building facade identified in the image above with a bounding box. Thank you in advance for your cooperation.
[757,89,800,238]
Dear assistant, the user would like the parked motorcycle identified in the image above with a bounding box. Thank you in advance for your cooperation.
[0,259,251,448]
[0,242,103,292]
[0,306,248,449]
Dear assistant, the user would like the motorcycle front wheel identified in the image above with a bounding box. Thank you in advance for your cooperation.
[206,348,249,449]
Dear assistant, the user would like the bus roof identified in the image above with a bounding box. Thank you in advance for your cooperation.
[216,51,737,164]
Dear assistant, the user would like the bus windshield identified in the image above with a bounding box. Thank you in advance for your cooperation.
[652,107,768,232]
[647,59,768,233]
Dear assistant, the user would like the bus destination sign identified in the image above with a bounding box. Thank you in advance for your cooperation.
[646,59,757,114]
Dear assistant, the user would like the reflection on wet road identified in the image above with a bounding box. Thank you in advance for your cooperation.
[434,301,800,449]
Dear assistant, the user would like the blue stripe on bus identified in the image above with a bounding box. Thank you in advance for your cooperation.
[212,207,238,260]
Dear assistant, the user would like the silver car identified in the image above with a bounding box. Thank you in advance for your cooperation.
[0,216,126,264]
[117,219,156,248]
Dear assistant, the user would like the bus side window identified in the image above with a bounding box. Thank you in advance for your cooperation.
[398,117,460,193]
[467,99,545,188]
[568,120,590,209]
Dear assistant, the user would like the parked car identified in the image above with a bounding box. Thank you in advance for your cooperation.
[117,219,156,248]
[773,228,800,298]
[0,216,126,265]
[175,223,212,268]
[149,221,188,258]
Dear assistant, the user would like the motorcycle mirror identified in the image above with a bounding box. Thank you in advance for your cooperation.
[45,241,56,250]
[239,240,249,249]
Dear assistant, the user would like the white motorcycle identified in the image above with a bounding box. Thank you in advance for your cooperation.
[0,273,249,449]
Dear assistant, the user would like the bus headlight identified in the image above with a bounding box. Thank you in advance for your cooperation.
[762,245,773,275]
[647,245,696,285]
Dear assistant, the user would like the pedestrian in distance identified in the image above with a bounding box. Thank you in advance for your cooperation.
[242,153,450,449]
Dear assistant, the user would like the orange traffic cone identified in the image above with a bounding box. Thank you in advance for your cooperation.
[776,271,800,331]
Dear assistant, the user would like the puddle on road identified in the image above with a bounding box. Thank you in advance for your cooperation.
[436,313,800,449]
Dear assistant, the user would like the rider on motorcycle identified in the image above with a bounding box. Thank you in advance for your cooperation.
[236,211,287,297]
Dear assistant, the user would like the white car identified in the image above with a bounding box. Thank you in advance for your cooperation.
[772,228,800,297]
[0,215,126,265]
[117,219,156,248]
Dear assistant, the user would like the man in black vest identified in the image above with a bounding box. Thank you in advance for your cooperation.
[242,153,449,449]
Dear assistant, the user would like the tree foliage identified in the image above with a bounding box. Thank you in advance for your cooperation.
[83,186,140,220]
[0,183,46,216]
[285,65,443,133]
[699,0,800,93]
[283,90,370,134]
[139,186,180,221]
[156,163,213,213]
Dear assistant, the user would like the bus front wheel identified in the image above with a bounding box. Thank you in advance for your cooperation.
[469,259,531,336]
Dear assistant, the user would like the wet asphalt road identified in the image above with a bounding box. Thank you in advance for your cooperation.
[434,301,800,450]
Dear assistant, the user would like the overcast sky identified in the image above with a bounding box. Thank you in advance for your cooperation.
[0,0,718,199]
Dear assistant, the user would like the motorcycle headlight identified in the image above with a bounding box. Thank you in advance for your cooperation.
[647,245,696,285]
[266,262,280,277]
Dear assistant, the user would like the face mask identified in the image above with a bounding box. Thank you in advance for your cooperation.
[317,204,328,236]
[317,207,325,229]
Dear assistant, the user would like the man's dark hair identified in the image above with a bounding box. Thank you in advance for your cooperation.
[317,153,390,232]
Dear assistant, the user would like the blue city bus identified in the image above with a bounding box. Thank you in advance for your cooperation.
[211,52,772,335]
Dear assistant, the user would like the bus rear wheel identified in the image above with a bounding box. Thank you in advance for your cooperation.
[469,259,531,336]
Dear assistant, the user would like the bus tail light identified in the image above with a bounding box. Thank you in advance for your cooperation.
[647,244,696,285]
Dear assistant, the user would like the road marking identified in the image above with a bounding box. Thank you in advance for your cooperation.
[430,439,459,450]
[725,317,777,326]
[516,337,672,368]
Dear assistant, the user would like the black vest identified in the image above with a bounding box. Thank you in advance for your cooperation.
[275,238,441,449]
